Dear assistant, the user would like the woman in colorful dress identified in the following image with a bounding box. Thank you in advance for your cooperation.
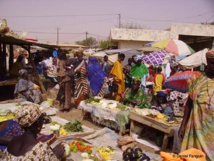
[130,55,149,90]
[14,69,41,104]
[178,50,214,161]
[57,50,74,111]
[73,50,89,107]
[87,57,107,97]
[120,77,149,109]
[110,53,125,101]
[2,104,65,160]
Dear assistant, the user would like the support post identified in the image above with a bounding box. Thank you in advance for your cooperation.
[27,46,46,94]
[9,44,14,72]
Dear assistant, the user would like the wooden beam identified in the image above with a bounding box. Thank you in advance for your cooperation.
[26,46,46,94]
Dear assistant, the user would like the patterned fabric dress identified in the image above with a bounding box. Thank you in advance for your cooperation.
[122,88,150,108]
[0,120,23,152]
[181,73,214,161]
[14,79,41,104]
[2,142,59,161]
[74,60,89,107]
[57,59,74,110]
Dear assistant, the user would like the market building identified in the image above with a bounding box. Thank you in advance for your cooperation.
[110,23,214,51]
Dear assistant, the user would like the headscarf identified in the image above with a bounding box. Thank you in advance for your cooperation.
[136,55,143,61]
[170,61,179,68]
[206,50,214,58]
[157,91,167,98]
[87,57,105,95]
[14,104,42,127]
[130,58,148,78]
[133,76,141,82]
[19,69,27,78]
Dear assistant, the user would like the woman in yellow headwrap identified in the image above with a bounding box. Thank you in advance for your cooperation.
[110,53,125,101]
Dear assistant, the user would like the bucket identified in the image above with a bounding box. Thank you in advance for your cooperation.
[47,98,54,106]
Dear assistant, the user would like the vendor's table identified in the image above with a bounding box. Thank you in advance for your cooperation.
[0,78,18,86]
[78,100,129,134]
[129,110,180,151]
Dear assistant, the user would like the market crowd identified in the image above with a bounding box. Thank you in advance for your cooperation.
[0,48,213,161]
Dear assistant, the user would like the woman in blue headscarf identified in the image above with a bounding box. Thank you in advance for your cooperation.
[87,57,106,97]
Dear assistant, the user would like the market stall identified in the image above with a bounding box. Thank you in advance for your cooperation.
[77,97,131,135]
[0,101,161,160]
[129,109,182,151]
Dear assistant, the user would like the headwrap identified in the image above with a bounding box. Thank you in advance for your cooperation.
[206,51,214,58]
[157,91,167,98]
[19,69,27,77]
[136,55,143,61]
[132,76,141,83]
[170,61,179,68]
[14,104,42,127]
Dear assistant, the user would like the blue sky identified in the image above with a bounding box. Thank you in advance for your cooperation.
[0,0,214,44]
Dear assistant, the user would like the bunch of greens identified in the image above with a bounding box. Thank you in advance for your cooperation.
[116,103,127,111]
[63,119,83,132]
[84,98,100,104]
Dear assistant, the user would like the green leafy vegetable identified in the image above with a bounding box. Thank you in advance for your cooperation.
[63,119,83,132]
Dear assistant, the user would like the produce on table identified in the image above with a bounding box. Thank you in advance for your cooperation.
[107,102,117,109]
[156,113,168,121]
[0,113,14,122]
[84,97,101,104]
[63,143,71,157]
[68,141,92,154]
[134,108,160,116]
[123,147,150,161]
[81,152,89,158]
[81,159,94,161]
[116,103,130,111]
[59,127,68,136]
[97,146,115,160]
[63,119,83,132]
[49,124,61,131]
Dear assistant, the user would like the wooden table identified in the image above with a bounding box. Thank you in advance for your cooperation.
[129,110,180,151]
[0,78,18,86]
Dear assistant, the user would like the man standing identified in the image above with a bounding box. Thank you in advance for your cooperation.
[101,55,111,77]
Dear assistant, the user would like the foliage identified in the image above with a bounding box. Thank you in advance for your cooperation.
[76,37,97,47]
[116,22,147,29]
[99,39,115,49]
[201,22,214,25]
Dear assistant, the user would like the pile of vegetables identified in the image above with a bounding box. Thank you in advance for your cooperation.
[63,119,83,132]
[97,146,115,160]
[123,147,150,161]
[84,97,101,104]
[68,141,92,154]
[116,103,129,111]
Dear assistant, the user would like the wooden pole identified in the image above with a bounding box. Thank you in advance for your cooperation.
[2,43,7,76]
[26,46,46,94]
[9,44,14,72]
